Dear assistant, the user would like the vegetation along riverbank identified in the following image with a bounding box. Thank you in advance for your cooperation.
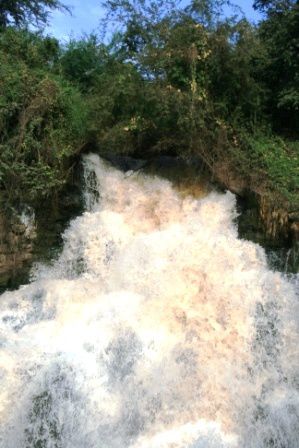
[0,0,298,286]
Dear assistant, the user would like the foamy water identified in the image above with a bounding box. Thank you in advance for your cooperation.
[0,154,298,448]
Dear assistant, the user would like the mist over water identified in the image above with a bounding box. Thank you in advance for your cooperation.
[0,154,298,448]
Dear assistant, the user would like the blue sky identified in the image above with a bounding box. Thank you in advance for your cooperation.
[45,0,262,41]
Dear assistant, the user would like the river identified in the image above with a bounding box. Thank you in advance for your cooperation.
[0,154,298,447]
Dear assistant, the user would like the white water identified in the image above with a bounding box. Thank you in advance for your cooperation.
[0,154,298,448]
[19,206,36,238]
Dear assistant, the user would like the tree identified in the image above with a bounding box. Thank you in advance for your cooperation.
[0,28,89,203]
[186,0,231,27]
[253,0,298,14]
[60,35,107,92]
[255,0,299,134]
[0,0,69,29]
[207,19,265,127]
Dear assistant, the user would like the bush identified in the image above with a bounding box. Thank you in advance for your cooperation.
[0,29,89,204]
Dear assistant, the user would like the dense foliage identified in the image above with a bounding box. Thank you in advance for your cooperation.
[0,0,298,210]
[0,0,68,28]
[0,29,89,203]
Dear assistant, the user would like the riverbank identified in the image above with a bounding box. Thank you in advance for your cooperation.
[0,153,297,292]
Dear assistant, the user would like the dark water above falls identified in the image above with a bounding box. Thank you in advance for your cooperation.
[0,154,298,448]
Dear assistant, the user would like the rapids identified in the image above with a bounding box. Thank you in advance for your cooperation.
[0,154,298,448]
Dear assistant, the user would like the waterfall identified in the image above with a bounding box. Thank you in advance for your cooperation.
[0,154,298,448]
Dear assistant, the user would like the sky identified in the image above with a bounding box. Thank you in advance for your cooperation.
[45,0,262,41]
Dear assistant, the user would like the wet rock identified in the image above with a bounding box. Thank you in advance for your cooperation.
[290,221,299,241]
[0,181,84,292]
[103,154,148,172]
[0,209,36,291]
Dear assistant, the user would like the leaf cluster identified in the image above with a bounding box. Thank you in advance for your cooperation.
[0,29,89,204]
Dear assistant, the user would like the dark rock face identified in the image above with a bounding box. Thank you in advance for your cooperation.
[102,154,148,172]
[237,193,299,273]
[212,163,298,251]
[290,221,299,241]
[0,179,84,293]
[0,209,36,291]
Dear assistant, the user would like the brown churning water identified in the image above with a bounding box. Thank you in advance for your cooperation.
[0,154,298,448]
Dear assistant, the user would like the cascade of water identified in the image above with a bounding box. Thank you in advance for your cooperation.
[0,154,298,448]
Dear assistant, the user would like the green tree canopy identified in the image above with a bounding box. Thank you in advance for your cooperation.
[256,0,299,134]
[253,0,298,13]
[0,0,69,29]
